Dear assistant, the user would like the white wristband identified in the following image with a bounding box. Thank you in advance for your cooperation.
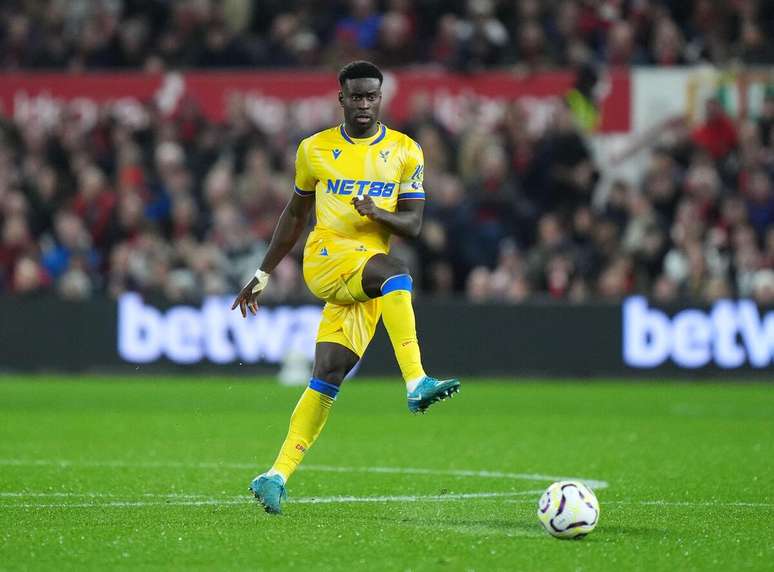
[252,269,270,294]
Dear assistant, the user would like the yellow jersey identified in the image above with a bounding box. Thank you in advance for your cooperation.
[294,123,425,253]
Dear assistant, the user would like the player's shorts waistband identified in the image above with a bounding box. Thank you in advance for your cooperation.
[305,228,389,254]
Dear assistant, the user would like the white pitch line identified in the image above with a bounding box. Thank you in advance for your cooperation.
[300,465,609,489]
[618,500,774,508]
[4,493,773,510]
[504,499,774,508]
[291,490,543,504]
[0,492,219,499]
[0,459,245,469]
[0,459,608,489]
[0,490,544,509]
[0,500,246,509]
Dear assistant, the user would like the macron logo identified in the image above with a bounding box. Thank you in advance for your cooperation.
[332,149,342,159]
[623,297,773,369]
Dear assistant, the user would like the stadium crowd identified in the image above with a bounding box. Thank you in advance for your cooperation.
[2,0,774,72]
[1,86,772,304]
[0,0,772,305]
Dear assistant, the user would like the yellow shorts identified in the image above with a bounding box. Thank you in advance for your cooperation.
[303,232,384,357]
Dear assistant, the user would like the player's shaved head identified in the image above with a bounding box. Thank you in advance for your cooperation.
[338,60,383,87]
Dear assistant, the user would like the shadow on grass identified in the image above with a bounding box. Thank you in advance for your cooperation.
[599,525,669,539]
[358,514,670,541]
[369,514,544,537]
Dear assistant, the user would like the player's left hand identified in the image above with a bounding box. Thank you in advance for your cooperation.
[351,196,380,219]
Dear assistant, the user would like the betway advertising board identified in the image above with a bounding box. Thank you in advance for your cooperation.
[623,297,773,370]
[117,293,321,365]
[0,295,770,376]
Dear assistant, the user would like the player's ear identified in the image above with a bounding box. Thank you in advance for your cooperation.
[338,91,344,106]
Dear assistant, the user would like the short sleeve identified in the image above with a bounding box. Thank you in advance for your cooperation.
[398,139,425,200]
[294,139,317,197]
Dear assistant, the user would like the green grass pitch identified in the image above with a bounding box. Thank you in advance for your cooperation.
[0,376,772,571]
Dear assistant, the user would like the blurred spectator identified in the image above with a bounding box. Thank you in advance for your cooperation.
[376,9,415,67]
[333,0,383,63]
[526,213,570,291]
[756,94,774,148]
[752,269,774,305]
[0,215,34,288]
[466,266,492,303]
[12,255,49,295]
[744,168,774,237]
[692,98,738,160]
[455,0,509,71]
[650,16,686,66]
[736,21,774,64]
[429,14,462,68]
[59,268,93,300]
[41,210,99,280]
[606,21,638,65]
[72,165,116,247]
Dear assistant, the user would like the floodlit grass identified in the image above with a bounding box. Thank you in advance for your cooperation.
[0,376,772,570]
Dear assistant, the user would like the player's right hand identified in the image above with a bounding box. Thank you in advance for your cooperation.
[231,271,269,318]
[231,278,261,318]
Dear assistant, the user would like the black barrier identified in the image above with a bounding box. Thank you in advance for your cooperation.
[0,296,118,372]
[361,296,773,377]
[0,294,771,377]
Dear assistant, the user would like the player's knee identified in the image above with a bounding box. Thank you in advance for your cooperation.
[313,342,360,385]
[312,355,357,385]
[362,254,412,298]
[385,258,410,280]
[394,264,411,279]
[312,363,348,386]
[380,259,413,296]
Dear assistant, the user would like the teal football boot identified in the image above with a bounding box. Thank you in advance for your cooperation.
[407,376,461,413]
[249,473,287,514]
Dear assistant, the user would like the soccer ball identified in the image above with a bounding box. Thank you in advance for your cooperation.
[537,481,600,539]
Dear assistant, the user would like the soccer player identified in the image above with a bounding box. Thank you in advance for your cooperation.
[231,61,460,514]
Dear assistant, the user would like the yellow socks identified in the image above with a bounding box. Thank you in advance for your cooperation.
[267,273,424,484]
[269,379,338,483]
[380,274,426,387]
